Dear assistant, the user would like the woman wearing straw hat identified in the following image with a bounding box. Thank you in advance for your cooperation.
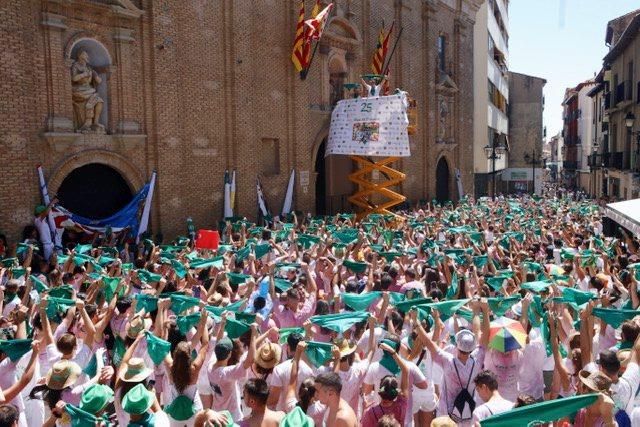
[31,359,85,427]
[115,334,154,427]
[573,370,617,427]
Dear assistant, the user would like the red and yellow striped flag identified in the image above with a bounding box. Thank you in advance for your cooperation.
[371,22,394,74]
[311,0,321,18]
[291,1,309,72]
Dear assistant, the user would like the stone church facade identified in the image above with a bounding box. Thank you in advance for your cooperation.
[0,0,481,240]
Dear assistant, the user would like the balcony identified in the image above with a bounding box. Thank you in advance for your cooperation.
[588,154,602,167]
[604,93,611,110]
[616,83,625,105]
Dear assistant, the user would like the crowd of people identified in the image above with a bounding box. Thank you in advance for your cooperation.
[0,185,638,426]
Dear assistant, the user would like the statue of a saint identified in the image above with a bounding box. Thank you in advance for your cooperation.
[71,51,105,133]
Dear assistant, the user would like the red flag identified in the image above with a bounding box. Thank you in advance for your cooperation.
[304,3,334,42]
[311,0,321,17]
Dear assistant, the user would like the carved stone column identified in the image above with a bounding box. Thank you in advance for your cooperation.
[41,12,74,133]
[112,27,140,134]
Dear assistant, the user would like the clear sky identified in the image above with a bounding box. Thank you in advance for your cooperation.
[509,0,639,139]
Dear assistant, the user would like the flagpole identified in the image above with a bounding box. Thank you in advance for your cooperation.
[137,171,156,243]
[382,26,403,76]
[300,41,319,80]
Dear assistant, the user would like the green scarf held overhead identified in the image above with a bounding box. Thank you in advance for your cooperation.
[235,312,256,324]
[9,267,26,279]
[382,230,395,247]
[227,299,245,312]
[204,305,223,322]
[112,336,126,368]
[135,294,158,314]
[16,243,37,256]
[136,269,162,284]
[521,280,553,293]
[473,255,489,268]
[592,307,640,329]
[528,295,545,327]
[332,229,359,245]
[562,287,596,306]
[97,255,115,266]
[75,244,93,255]
[467,232,484,245]
[540,312,553,357]
[170,294,201,314]
[379,338,401,375]
[0,339,32,362]
[446,271,459,299]
[378,252,404,262]
[342,291,381,311]
[48,284,74,299]
[121,263,133,273]
[275,262,300,271]
[388,292,406,305]
[65,403,100,427]
[310,311,369,333]
[579,249,597,267]
[171,260,187,279]
[485,275,511,291]
[426,253,443,268]
[29,274,48,293]
[235,246,251,262]
[560,248,575,261]
[45,297,75,320]
[177,313,202,334]
[225,318,250,339]
[297,234,321,249]
[274,278,293,293]
[487,296,521,317]
[304,341,334,368]
[254,243,271,260]
[342,260,367,274]
[480,393,598,427]
[279,327,305,344]
[393,297,433,314]
[415,299,470,322]
[523,261,543,273]
[102,276,123,302]
[190,256,224,270]
[226,272,250,286]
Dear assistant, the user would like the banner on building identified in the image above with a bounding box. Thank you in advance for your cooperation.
[325,94,411,157]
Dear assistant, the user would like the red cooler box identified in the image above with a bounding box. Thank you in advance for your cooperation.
[195,229,219,250]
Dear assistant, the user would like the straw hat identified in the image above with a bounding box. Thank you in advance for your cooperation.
[46,360,82,390]
[334,337,357,357]
[579,370,612,394]
[126,315,149,339]
[255,342,282,370]
[119,357,153,383]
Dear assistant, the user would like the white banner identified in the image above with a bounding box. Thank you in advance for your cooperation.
[325,93,411,157]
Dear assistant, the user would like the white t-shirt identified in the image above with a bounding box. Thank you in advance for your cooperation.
[34,217,53,245]
[518,337,546,400]
[611,361,640,415]
[206,362,247,421]
[356,327,385,363]
[268,358,314,411]
[471,397,514,424]
[484,349,523,402]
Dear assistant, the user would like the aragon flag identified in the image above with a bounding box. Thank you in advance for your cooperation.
[291,1,309,72]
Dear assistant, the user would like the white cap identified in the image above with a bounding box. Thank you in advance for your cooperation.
[455,329,477,353]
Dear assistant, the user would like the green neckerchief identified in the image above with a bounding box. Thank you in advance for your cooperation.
[164,394,196,421]
[304,341,334,368]
[45,297,75,320]
[64,403,99,427]
[342,260,367,274]
[275,262,300,271]
[473,255,488,268]
[297,234,321,249]
[190,256,225,270]
[528,295,544,327]
[561,287,596,306]
[170,294,200,314]
[128,412,155,427]
[235,312,256,324]
[279,327,304,344]
[112,336,126,368]
[485,275,511,291]
[0,339,32,362]
[342,291,381,311]
[388,292,406,305]
[521,280,553,293]
[309,311,369,333]
[393,297,433,314]
[226,272,250,285]
[48,284,74,299]
[30,274,48,293]
[446,271,459,299]
[225,318,250,339]
[378,251,404,262]
[379,338,401,375]
[254,243,271,259]
[171,260,187,279]
[75,244,93,255]
[98,255,116,266]
[136,294,158,313]
[479,393,599,427]
[592,307,640,329]
[414,299,470,322]
[487,296,521,317]
[227,299,245,312]
[522,261,543,273]
[102,276,123,301]
[136,269,162,283]
[235,246,251,262]
[274,278,293,293]
[177,312,201,334]
[121,263,133,273]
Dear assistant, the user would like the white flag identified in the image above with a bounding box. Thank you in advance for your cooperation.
[137,171,156,242]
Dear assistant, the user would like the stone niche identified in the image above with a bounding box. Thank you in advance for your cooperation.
[41,0,145,153]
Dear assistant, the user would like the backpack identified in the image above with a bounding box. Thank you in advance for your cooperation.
[615,409,631,427]
[450,357,476,423]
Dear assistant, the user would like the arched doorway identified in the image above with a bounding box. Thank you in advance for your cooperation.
[315,140,328,215]
[436,157,450,203]
[57,163,133,219]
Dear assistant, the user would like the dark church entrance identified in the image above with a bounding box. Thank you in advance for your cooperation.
[57,163,133,219]
[315,140,327,215]
[436,157,450,203]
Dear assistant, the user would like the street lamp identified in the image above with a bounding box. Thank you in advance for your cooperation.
[484,142,506,200]
[524,147,544,195]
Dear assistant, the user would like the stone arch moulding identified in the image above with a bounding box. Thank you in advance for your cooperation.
[310,125,330,174]
[325,16,361,44]
[48,149,145,195]
[64,33,113,65]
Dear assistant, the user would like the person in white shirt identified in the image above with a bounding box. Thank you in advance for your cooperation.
[33,200,56,261]
[471,370,513,424]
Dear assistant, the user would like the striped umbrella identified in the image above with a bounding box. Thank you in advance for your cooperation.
[489,317,527,353]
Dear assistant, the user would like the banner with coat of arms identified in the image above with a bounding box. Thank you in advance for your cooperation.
[325,93,411,157]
